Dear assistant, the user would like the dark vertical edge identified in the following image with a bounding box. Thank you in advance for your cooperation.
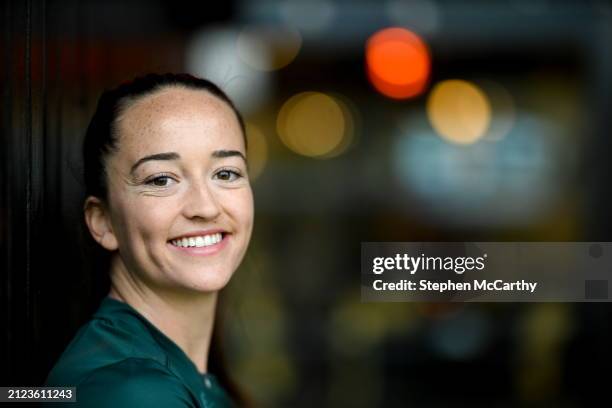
[56,67,63,220]
[585,8,612,240]
[76,0,86,107]
[597,11,612,238]
[0,0,13,384]
[34,0,47,384]
[24,0,32,346]
[41,0,47,203]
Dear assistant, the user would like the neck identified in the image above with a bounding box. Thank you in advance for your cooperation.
[108,256,217,374]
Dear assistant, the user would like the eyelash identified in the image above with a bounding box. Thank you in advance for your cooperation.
[144,168,243,187]
[214,168,243,182]
[144,172,176,187]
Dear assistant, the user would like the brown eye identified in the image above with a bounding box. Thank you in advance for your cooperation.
[214,169,241,182]
[146,175,175,187]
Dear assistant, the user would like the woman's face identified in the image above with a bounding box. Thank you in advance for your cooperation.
[101,86,253,293]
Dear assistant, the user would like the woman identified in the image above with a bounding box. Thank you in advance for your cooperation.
[44,73,253,407]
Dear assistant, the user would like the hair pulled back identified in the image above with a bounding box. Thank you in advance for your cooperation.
[83,73,246,201]
[81,73,249,406]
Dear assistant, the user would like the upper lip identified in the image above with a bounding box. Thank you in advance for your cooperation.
[169,229,227,241]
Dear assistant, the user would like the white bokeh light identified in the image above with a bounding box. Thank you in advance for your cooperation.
[237,25,301,71]
[185,26,272,114]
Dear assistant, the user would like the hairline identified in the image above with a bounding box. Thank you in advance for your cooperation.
[98,84,246,203]
[114,84,235,126]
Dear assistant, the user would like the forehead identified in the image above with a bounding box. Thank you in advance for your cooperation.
[114,86,243,156]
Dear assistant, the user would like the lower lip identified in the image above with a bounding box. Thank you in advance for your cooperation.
[167,234,229,256]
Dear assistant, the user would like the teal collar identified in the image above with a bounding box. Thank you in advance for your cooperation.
[94,297,230,406]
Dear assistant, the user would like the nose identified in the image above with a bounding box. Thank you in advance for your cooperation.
[182,180,221,221]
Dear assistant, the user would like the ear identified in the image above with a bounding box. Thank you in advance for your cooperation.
[84,196,119,251]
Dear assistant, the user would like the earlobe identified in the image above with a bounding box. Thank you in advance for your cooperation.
[84,196,119,251]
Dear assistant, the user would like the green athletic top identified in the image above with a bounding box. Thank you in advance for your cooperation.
[44,297,235,408]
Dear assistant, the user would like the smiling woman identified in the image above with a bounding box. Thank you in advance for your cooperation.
[43,74,254,408]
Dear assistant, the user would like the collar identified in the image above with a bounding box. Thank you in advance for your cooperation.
[94,297,226,405]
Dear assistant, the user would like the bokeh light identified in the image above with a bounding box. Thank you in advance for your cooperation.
[479,80,517,141]
[277,91,354,158]
[237,25,302,71]
[321,92,358,158]
[426,79,492,145]
[393,112,566,226]
[365,27,431,99]
[4,2,605,408]
[429,308,491,360]
[185,26,271,113]
[245,122,268,181]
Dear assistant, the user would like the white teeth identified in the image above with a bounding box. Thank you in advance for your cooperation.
[171,233,224,248]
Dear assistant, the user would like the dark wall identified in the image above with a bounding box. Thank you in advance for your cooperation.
[0,0,186,385]
[2,0,87,385]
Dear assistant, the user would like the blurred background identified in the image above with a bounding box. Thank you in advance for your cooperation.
[2,0,612,406]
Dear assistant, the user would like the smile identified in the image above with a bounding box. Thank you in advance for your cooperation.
[170,233,223,248]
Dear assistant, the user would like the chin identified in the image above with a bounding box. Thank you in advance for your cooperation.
[186,273,233,293]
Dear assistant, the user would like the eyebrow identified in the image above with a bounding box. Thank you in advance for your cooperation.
[130,152,180,174]
[212,149,247,163]
[130,150,247,174]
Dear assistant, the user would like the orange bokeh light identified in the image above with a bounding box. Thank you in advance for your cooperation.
[366,27,431,99]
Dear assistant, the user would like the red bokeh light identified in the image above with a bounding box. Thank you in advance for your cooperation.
[366,27,431,99]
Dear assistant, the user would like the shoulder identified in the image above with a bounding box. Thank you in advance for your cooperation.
[74,358,197,408]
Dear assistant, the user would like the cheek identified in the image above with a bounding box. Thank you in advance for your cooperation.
[116,198,177,243]
[236,189,255,230]
[222,188,254,231]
